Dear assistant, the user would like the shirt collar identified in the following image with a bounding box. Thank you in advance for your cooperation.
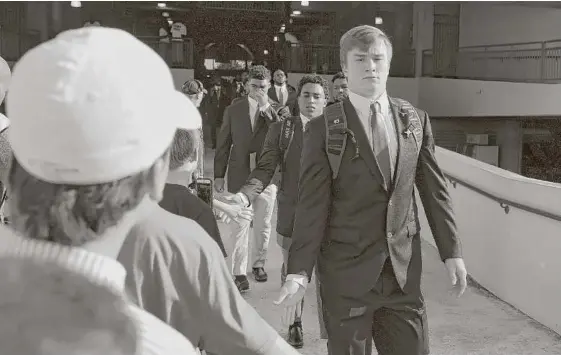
[247,95,257,108]
[299,113,310,129]
[348,91,390,117]
[0,230,126,293]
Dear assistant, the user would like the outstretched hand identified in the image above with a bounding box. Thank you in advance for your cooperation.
[214,194,253,222]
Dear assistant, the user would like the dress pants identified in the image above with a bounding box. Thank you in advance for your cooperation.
[322,258,429,355]
[229,183,277,276]
[279,234,327,338]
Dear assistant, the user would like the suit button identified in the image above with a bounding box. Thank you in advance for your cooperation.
[387,232,393,238]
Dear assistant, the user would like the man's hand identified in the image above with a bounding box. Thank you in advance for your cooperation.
[274,280,306,326]
[445,258,467,297]
[222,193,248,207]
[250,90,269,108]
[214,178,225,193]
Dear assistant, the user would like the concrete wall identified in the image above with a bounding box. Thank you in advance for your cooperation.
[459,3,561,46]
[431,118,523,174]
[417,146,561,335]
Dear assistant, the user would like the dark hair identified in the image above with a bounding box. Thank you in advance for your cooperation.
[169,129,199,170]
[248,65,271,81]
[331,72,347,83]
[273,69,287,77]
[296,74,330,101]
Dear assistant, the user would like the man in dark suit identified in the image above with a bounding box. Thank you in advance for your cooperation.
[214,65,280,292]
[275,25,468,355]
[329,71,350,105]
[232,75,329,348]
[205,77,229,149]
[268,69,298,116]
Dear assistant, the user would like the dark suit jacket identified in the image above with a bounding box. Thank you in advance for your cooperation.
[204,87,229,125]
[239,116,304,237]
[268,84,298,116]
[214,97,281,193]
[287,97,462,300]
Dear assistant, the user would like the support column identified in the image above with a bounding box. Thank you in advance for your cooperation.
[412,2,434,77]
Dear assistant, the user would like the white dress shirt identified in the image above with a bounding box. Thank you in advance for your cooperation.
[0,230,199,355]
[247,96,271,130]
[348,91,396,150]
[275,84,288,106]
[300,113,310,131]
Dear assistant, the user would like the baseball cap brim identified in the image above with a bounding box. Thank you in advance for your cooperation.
[168,90,202,130]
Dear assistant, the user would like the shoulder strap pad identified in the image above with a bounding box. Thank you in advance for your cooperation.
[279,117,296,166]
[324,101,348,180]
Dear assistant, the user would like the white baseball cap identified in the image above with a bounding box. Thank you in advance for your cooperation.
[7,27,201,185]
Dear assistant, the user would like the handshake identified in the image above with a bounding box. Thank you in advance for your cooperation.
[214,193,253,224]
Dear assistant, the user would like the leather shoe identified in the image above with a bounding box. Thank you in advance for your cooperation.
[252,267,268,282]
[234,275,249,293]
[288,321,304,349]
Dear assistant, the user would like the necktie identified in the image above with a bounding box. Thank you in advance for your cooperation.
[252,106,261,132]
[371,102,392,187]
[278,88,285,105]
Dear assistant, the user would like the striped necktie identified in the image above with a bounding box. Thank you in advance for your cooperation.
[371,102,393,187]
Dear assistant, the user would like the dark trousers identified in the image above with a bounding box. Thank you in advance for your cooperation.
[322,258,429,355]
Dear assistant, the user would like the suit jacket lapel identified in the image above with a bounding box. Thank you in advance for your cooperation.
[268,87,279,103]
[389,97,408,193]
[343,99,387,192]
[238,98,252,136]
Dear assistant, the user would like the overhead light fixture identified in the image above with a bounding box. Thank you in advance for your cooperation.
[70,1,81,8]
[162,12,169,17]
[157,2,167,8]
[292,10,301,15]
[263,50,269,55]
[375,16,383,25]
[273,36,279,42]
[301,1,309,6]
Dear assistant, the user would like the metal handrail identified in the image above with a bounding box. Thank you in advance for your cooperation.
[445,173,561,222]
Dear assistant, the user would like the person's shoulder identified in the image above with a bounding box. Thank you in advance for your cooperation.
[127,203,223,263]
[127,304,199,354]
[390,96,427,118]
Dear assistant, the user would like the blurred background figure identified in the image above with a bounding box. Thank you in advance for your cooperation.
[0,56,11,225]
[182,79,208,178]
[0,256,139,355]
[329,71,349,104]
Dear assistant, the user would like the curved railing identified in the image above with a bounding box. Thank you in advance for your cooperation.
[417,146,561,335]
[423,39,561,83]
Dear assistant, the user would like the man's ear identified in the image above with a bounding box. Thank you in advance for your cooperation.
[148,151,170,202]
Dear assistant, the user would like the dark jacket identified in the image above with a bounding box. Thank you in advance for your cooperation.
[239,116,304,237]
[268,84,298,116]
[159,184,227,257]
[214,96,281,193]
[287,97,462,300]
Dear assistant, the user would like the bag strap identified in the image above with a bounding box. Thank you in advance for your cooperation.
[324,101,348,180]
[278,116,296,170]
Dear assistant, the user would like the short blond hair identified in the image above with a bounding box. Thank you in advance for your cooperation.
[339,25,393,67]
[0,257,138,355]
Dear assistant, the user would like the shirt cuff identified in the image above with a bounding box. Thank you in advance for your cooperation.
[236,192,250,207]
[259,102,271,111]
[286,274,308,290]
